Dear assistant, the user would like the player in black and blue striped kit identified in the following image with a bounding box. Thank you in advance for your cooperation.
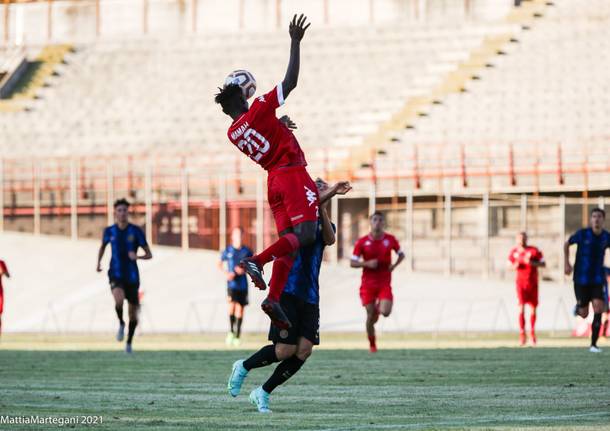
[564,207,610,352]
[97,198,152,353]
[227,178,347,413]
[219,227,253,346]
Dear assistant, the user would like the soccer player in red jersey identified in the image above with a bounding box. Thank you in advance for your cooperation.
[0,259,11,337]
[508,232,545,346]
[351,212,405,352]
[215,14,348,329]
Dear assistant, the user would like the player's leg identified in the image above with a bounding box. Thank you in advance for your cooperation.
[517,304,526,345]
[111,283,126,341]
[241,170,319,292]
[365,302,377,353]
[233,301,245,346]
[260,339,311,393]
[574,284,590,319]
[590,294,605,351]
[125,285,140,353]
[528,303,537,345]
[227,295,236,345]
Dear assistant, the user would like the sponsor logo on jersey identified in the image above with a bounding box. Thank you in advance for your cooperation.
[304,186,317,207]
[258,95,266,103]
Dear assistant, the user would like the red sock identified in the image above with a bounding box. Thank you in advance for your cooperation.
[368,335,376,347]
[518,312,525,333]
[253,233,299,267]
[267,255,295,302]
[530,313,537,334]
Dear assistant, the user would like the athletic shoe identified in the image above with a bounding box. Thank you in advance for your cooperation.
[249,386,272,413]
[225,332,235,346]
[369,344,377,353]
[530,332,537,346]
[519,332,526,346]
[227,360,248,397]
[116,322,125,342]
[589,346,602,353]
[240,258,266,291]
[261,298,292,329]
[125,343,133,354]
[232,337,241,347]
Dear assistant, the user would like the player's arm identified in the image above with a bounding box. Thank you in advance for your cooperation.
[319,181,352,206]
[530,251,546,268]
[137,245,153,260]
[96,242,107,272]
[0,262,9,278]
[389,240,405,272]
[350,241,377,269]
[281,14,310,99]
[218,251,236,281]
[564,231,580,275]
[320,206,335,246]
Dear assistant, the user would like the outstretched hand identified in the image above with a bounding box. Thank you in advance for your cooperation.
[289,14,310,41]
[333,181,352,195]
[279,115,298,130]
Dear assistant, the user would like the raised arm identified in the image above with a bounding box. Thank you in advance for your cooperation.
[319,181,352,206]
[281,14,310,99]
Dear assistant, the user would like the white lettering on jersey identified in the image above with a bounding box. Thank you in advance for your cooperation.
[230,122,250,141]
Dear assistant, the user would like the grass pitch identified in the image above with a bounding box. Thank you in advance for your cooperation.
[0,334,609,430]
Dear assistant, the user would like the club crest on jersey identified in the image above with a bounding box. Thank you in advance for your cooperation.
[383,239,390,247]
[365,241,371,246]
[304,186,316,207]
[127,234,135,243]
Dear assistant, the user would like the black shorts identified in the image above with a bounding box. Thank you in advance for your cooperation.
[227,288,248,306]
[574,283,604,308]
[268,293,320,346]
[110,279,140,305]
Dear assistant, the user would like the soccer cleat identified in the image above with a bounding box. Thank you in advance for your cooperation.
[249,386,272,413]
[227,360,248,397]
[530,332,537,346]
[369,344,377,353]
[225,332,235,346]
[589,346,602,353]
[116,322,125,342]
[240,258,267,291]
[232,337,241,347]
[261,298,292,329]
[519,332,526,346]
[125,343,133,354]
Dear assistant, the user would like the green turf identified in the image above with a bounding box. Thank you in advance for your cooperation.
[0,348,609,430]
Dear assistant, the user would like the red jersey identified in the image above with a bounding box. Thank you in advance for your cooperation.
[508,246,544,289]
[0,260,7,292]
[352,233,402,288]
[227,85,307,171]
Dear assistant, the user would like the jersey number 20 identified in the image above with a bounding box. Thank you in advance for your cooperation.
[238,128,270,162]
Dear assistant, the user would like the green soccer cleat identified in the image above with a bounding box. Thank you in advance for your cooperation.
[249,386,272,413]
[227,359,248,397]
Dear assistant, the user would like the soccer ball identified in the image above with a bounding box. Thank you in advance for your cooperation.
[224,69,257,100]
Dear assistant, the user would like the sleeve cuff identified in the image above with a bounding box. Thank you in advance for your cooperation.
[276,83,285,106]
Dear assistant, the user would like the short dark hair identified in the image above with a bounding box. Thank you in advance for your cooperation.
[214,84,243,113]
[114,198,130,209]
[371,211,384,219]
[591,208,606,218]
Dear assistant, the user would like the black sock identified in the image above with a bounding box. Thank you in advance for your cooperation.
[591,313,602,347]
[243,345,278,371]
[127,320,138,344]
[115,306,125,325]
[229,315,236,334]
[236,318,243,338]
[262,356,305,394]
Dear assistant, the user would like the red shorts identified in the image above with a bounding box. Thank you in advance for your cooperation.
[516,284,538,307]
[360,284,393,306]
[267,166,319,234]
